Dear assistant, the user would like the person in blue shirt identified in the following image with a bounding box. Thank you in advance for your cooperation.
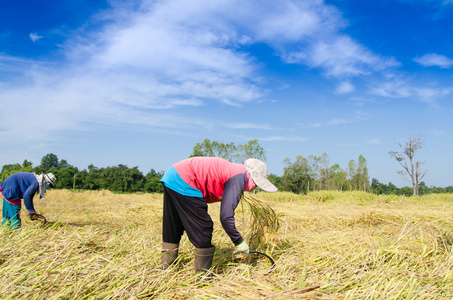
[1,172,56,229]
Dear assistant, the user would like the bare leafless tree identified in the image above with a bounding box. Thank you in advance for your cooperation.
[389,133,426,196]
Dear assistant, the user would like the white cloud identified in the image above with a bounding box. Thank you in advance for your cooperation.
[305,36,400,77]
[226,123,273,130]
[369,78,412,98]
[369,75,452,102]
[429,129,444,136]
[0,0,410,145]
[29,32,43,42]
[336,81,354,94]
[414,53,453,68]
[414,86,452,102]
[309,118,355,128]
[258,136,306,142]
[366,139,381,145]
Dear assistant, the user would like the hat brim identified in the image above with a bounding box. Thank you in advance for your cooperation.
[44,174,56,187]
[253,176,278,192]
[244,162,278,193]
[245,169,277,192]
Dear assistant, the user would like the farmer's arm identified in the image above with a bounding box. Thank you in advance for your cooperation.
[23,182,38,213]
[220,173,247,245]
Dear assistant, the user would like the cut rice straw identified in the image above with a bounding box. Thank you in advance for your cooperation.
[241,192,280,246]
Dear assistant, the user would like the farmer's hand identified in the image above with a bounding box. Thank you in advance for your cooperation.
[235,240,249,254]
[29,211,38,220]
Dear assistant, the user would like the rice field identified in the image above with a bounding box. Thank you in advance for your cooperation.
[1,190,453,299]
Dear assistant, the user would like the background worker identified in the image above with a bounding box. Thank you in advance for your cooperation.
[1,172,56,229]
[159,157,277,275]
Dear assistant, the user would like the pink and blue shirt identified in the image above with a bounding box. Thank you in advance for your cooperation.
[160,157,255,244]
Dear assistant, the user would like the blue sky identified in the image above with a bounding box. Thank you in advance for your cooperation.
[1,0,452,188]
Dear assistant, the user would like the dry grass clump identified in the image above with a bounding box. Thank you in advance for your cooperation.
[1,190,453,299]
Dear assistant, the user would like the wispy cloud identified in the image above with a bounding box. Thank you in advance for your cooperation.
[429,129,444,136]
[29,32,43,42]
[0,0,422,145]
[414,86,452,102]
[305,35,400,77]
[369,74,452,102]
[226,123,274,130]
[336,81,354,94]
[309,118,356,128]
[242,1,394,78]
[414,53,453,68]
[366,139,381,145]
[259,136,306,142]
[369,76,412,98]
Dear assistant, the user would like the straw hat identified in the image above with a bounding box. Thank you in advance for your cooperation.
[243,158,277,192]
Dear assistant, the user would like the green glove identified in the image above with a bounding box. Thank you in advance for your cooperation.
[235,240,249,253]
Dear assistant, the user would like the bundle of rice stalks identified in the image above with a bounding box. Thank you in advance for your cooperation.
[242,192,280,247]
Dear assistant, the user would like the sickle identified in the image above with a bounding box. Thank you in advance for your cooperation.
[32,214,47,226]
[248,249,276,274]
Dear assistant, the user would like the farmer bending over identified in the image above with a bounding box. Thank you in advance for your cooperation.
[160,157,277,275]
[1,172,56,229]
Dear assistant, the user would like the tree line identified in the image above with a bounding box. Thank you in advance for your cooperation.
[1,138,451,195]
[279,153,370,194]
[0,154,164,193]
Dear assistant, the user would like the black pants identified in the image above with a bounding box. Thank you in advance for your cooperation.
[162,185,214,248]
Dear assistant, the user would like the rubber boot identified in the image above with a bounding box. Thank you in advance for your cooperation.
[161,242,179,270]
[194,246,215,280]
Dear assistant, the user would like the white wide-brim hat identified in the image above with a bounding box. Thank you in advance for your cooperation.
[244,158,278,192]
[43,173,57,187]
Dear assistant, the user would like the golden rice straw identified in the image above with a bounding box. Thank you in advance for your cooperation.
[242,192,280,245]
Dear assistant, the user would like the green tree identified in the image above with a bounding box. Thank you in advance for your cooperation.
[126,166,145,192]
[83,164,101,190]
[399,186,413,197]
[347,155,370,191]
[347,159,357,190]
[38,153,59,173]
[418,181,429,195]
[55,165,79,189]
[22,160,33,170]
[267,173,283,191]
[371,178,391,195]
[99,165,124,192]
[330,163,347,191]
[58,159,70,169]
[236,139,266,163]
[357,155,370,191]
[190,138,266,163]
[319,153,331,190]
[144,169,164,193]
[307,155,321,191]
[190,139,237,161]
[75,170,88,190]
[371,178,382,194]
[1,163,22,181]
[0,159,35,181]
[387,182,399,195]
[282,156,312,194]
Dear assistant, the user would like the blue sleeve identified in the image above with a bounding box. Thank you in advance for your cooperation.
[23,181,38,212]
[220,173,246,245]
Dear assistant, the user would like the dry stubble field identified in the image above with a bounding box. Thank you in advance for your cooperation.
[1,189,453,299]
